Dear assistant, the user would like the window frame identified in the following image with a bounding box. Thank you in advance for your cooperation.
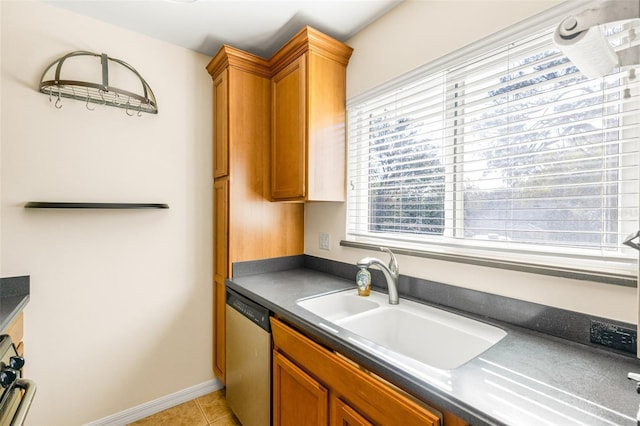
[343,0,639,287]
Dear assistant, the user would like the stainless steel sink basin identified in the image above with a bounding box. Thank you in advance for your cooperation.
[297,289,506,370]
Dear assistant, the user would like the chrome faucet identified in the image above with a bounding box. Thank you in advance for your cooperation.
[357,247,399,305]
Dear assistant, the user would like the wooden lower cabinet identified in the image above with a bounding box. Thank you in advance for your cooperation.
[212,277,226,380]
[6,312,24,356]
[331,397,372,426]
[273,351,328,426]
[271,317,464,426]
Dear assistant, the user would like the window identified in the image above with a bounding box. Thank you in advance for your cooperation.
[346,9,640,280]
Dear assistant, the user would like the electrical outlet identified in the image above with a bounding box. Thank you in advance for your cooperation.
[319,232,331,250]
[590,320,637,354]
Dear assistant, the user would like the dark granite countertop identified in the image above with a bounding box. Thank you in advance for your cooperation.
[0,276,30,332]
[227,267,640,426]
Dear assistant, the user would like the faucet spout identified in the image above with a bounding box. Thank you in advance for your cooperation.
[356,248,399,304]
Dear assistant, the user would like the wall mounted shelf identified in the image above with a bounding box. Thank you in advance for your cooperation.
[24,202,169,209]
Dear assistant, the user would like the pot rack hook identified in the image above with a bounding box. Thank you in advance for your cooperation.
[85,88,95,111]
[125,99,134,117]
[55,88,62,109]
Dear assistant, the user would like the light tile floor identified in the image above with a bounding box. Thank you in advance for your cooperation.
[128,389,241,426]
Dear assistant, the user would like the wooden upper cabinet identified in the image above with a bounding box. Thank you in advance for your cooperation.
[213,69,228,179]
[272,55,307,200]
[270,27,353,202]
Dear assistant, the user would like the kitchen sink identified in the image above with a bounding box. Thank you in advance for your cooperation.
[297,290,380,322]
[297,290,506,370]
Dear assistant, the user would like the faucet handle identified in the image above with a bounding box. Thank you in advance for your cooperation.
[381,247,398,274]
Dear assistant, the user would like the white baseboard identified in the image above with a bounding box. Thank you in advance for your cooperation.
[85,379,224,426]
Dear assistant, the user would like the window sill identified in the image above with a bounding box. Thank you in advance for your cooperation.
[340,240,636,288]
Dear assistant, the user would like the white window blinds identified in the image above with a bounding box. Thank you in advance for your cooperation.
[346,17,640,278]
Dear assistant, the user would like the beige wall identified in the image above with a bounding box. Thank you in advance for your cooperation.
[1,1,215,424]
[1,0,635,423]
[305,0,638,324]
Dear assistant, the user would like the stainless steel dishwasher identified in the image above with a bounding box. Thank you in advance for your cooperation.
[226,288,271,426]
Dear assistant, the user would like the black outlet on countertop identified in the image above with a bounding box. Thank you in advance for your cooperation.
[590,320,637,354]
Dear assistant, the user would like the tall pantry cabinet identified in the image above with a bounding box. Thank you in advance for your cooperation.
[206,46,304,382]
[207,27,352,383]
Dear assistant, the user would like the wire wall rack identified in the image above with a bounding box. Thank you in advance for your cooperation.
[39,51,158,116]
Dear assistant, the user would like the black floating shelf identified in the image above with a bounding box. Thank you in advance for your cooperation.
[25,202,169,209]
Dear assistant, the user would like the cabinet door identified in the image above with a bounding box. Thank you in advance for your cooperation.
[273,350,328,426]
[213,69,229,178]
[272,54,307,201]
[213,178,229,382]
[213,178,229,280]
[331,397,372,426]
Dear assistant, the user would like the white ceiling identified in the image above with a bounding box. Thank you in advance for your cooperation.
[42,0,403,58]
